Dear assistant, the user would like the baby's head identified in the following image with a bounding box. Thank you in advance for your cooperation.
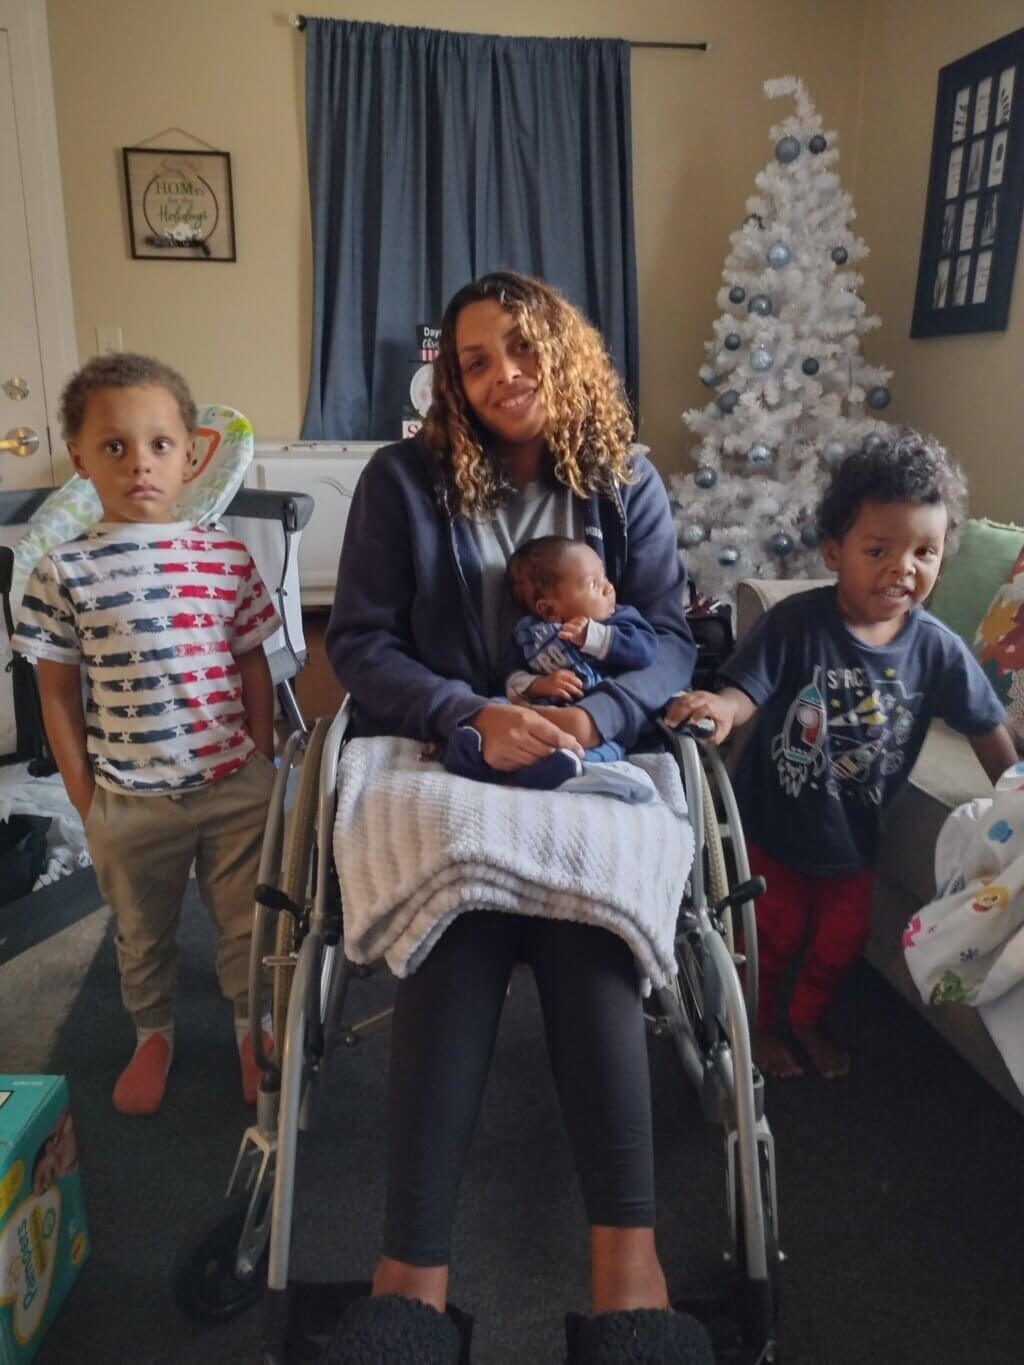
[508,536,615,623]
[60,353,197,525]
[816,429,967,626]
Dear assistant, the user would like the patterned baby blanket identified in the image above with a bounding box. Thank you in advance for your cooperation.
[904,759,1024,1096]
[333,737,694,990]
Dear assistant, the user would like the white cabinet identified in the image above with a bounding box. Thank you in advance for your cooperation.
[249,441,385,607]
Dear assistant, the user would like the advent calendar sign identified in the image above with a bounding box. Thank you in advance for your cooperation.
[402,324,440,438]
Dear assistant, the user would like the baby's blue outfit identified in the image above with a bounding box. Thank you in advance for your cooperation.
[504,605,659,763]
[444,605,659,801]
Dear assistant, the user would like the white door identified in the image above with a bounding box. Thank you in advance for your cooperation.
[0,26,55,489]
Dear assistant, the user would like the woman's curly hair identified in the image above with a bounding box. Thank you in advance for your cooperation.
[817,428,968,551]
[422,271,635,517]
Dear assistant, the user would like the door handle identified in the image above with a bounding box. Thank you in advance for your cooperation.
[0,427,40,457]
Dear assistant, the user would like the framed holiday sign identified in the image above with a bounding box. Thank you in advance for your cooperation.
[911,26,1024,337]
[122,146,236,261]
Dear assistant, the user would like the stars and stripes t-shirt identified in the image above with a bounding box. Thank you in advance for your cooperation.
[13,521,280,794]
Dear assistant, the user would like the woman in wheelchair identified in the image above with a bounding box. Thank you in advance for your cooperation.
[324,271,713,1365]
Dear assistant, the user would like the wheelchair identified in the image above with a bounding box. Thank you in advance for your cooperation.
[172,701,782,1365]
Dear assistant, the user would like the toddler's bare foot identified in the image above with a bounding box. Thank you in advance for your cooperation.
[791,1023,850,1079]
[753,1029,804,1078]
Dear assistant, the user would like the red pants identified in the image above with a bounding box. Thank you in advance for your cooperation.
[748,844,875,1030]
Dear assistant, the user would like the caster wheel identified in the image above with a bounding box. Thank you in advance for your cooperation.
[172,1197,264,1323]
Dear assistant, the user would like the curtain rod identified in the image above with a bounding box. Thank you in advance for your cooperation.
[288,15,708,50]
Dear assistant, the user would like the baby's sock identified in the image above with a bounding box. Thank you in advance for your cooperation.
[561,760,657,805]
[235,1012,274,1104]
[510,747,582,791]
[112,1027,174,1116]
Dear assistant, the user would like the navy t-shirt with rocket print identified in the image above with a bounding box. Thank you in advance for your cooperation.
[13,521,280,795]
[722,587,1005,877]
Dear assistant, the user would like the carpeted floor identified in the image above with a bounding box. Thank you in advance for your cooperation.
[3,883,1023,1365]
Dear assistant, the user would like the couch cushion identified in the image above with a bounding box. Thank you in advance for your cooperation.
[878,720,990,905]
[928,518,1024,647]
[735,577,833,643]
[974,545,1024,747]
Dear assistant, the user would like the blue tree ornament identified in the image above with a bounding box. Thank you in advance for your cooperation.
[750,347,774,372]
[748,443,772,465]
[800,524,821,547]
[831,246,849,265]
[717,546,740,567]
[748,294,772,317]
[680,522,707,547]
[716,389,740,414]
[728,286,746,304]
[768,531,795,556]
[867,385,892,410]
[767,242,791,269]
[775,136,801,163]
[809,134,827,154]
[701,372,721,387]
[694,465,718,489]
[802,357,820,376]
[724,332,742,351]
[823,440,846,465]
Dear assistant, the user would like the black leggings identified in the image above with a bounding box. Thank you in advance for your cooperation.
[383,911,656,1266]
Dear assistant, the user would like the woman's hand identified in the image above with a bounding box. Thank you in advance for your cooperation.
[470,703,586,771]
[525,669,585,702]
[664,690,739,746]
[525,705,601,750]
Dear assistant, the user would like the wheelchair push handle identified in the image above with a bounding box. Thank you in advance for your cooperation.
[670,715,718,741]
[713,875,766,920]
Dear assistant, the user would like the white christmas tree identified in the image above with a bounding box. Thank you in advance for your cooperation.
[671,76,897,607]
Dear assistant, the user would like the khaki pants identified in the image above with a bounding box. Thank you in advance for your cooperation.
[85,754,275,1030]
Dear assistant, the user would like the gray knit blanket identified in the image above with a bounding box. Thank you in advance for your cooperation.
[333,736,694,989]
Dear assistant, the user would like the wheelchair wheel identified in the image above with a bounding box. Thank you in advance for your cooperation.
[675,762,733,1036]
[701,765,731,915]
[172,1197,263,1323]
[273,716,332,1049]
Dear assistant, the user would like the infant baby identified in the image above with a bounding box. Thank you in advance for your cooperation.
[445,536,658,801]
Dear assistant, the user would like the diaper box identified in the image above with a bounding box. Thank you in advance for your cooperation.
[0,1077,89,1365]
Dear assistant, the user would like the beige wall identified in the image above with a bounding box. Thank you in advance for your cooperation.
[45,0,866,472]
[854,1,1024,522]
[43,1,1023,513]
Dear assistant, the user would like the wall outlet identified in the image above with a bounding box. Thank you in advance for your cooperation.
[96,325,123,355]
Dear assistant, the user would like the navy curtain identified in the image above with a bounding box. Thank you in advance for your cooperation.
[301,18,639,440]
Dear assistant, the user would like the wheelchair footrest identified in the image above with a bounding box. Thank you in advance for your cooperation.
[673,1281,779,1365]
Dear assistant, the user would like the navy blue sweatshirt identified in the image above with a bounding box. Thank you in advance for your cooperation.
[325,436,696,748]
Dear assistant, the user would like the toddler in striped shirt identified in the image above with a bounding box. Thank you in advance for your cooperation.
[14,354,279,1115]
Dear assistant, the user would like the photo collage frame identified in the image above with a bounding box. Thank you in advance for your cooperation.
[912,27,1024,337]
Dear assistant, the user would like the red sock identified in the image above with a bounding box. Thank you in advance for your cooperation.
[113,1033,172,1116]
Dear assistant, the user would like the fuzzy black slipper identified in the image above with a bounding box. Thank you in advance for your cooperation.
[565,1307,716,1365]
[325,1291,471,1364]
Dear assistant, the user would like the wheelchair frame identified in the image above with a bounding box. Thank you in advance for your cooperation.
[173,701,781,1365]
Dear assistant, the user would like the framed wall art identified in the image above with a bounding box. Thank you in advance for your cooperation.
[911,26,1024,337]
[122,146,236,261]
